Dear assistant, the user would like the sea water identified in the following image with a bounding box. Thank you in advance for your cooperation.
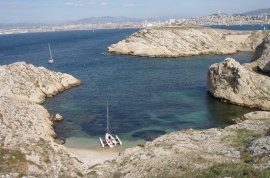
[0,28,257,148]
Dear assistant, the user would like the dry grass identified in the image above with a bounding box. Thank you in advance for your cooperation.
[0,147,28,175]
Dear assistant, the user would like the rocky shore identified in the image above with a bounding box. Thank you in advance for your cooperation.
[0,62,86,177]
[86,111,270,178]
[108,26,269,57]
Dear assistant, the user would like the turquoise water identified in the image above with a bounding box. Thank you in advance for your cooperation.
[0,29,256,148]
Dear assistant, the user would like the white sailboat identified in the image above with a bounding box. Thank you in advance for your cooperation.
[48,43,54,64]
[99,101,122,148]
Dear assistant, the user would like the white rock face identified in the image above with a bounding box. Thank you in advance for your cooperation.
[251,33,270,72]
[55,113,64,121]
[0,62,80,104]
[208,58,270,110]
[108,27,269,57]
[0,62,86,177]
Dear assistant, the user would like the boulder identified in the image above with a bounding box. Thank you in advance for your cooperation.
[208,58,270,110]
[54,113,63,121]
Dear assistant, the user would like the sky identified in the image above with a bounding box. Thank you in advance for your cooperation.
[0,0,269,23]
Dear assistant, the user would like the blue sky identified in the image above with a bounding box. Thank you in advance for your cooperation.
[0,0,269,23]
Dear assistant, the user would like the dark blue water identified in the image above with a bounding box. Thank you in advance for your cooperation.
[0,28,256,148]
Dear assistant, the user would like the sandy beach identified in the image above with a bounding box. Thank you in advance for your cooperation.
[67,146,125,167]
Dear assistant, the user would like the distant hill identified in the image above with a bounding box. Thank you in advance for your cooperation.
[71,16,143,24]
[242,8,270,16]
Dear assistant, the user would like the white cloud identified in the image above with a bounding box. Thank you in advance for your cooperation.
[100,2,107,6]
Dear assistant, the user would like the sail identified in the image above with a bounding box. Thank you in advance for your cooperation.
[48,43,54,63]
[107,100,110,133]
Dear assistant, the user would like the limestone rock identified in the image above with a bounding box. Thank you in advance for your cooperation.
[249,136,270,156]
[250,33,270,72]
[0,62,86,177]
[0,62,81,104]
[54,113,63,121]
[242,111,270,120]
[208,58,270,110]
[108,27,268,57]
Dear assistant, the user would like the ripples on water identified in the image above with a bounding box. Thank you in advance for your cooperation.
[0,27,258,148]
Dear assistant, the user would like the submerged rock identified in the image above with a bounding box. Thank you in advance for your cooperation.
[208,58,270,110]
[108,26,268,57]
[132,130,166,141]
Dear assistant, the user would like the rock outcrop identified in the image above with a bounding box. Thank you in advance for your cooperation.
[208,58,270,110]
[108,26,269,57]
[87,111,270,178]
[0,62,80,104]
[250,33,270,73]
[0,62,86,177]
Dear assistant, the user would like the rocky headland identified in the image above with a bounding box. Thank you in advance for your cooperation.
[108,26,269,57]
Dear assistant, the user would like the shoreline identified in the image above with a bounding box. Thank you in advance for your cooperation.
[0,27,139,36]
[0,23,269,36]
[66,146,125,167]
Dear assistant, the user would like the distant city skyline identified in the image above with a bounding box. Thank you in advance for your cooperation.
[0,0,269,24]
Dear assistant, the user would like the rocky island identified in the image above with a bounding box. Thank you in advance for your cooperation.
[108,25,269,57]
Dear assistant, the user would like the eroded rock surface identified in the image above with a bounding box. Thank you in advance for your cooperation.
[208,58,270,110]
[0,62,80,104]
[108,26,269,57]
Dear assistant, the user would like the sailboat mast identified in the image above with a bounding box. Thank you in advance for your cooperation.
[107,101,109,133]
[48,43,53,59]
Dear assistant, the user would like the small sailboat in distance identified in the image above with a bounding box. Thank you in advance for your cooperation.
[99,101,122,148]
[48,43,54,64]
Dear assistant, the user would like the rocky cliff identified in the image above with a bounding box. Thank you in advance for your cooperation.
[208,58,270,110]
[0,62,87,177]
[108,26,269,57]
